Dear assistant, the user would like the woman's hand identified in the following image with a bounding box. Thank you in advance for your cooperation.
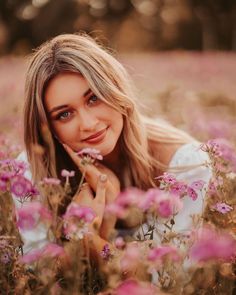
[63,144,120,239]
[72,175,107,233]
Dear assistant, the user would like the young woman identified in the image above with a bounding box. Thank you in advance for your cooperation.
[15,33,211,255]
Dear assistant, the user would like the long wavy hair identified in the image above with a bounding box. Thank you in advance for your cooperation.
[24,33,193,191]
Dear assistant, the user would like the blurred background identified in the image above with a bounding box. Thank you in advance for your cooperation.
[1,0,236,146]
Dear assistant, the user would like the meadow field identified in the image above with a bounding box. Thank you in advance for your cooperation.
[1,51,236,144]
[1,52,236,294]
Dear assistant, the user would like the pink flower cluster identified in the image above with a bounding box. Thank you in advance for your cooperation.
[148,245,180,264]
[100,243,111,260]
[63,203,96,240]
[201,138,236,172]
[114,279,156,295]
[63,203,96,222]
[0,158,38,200]
[212,202,233,214]
[120,242,140,272]
[106,187,183,219]
[190,227,236,262]
[106,173,205,220]
[76,148,103,161]
[21,243,65,264]
[61,169,75,178]
[17,202,52,230]
[158,172,206,201]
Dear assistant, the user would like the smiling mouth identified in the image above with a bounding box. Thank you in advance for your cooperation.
[82,127,108,144]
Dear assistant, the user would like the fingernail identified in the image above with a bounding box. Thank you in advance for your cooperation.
[99,174,107,182]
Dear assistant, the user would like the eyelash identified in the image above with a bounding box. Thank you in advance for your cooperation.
[89,94,99,104]
[55,94,99,121]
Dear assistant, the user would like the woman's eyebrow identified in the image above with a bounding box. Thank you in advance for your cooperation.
[49,88,92,114]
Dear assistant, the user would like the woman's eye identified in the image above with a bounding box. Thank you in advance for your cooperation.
[88,94,99,105]
[56,111,71,120]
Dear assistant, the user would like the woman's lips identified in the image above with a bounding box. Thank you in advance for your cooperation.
[82,127,108,144]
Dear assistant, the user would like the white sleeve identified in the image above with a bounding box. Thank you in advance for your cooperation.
[13,151,49,254]
[168,142,212,232]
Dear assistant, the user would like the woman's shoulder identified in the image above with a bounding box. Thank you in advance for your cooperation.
[169,142,209,167]
[150,139,208,166]
[17,151,28,162]
[168,142,211,183]
[149,140,184,167]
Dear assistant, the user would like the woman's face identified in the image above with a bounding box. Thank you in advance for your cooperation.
[44,72,123,157]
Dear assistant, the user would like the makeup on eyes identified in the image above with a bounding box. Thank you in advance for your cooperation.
[49,87,92,115]
[52,93,100,121]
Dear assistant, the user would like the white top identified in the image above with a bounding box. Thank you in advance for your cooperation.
[14,142,211,254]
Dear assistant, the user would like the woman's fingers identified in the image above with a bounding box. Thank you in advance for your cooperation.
[95,174,107,206]
[62,144,85,171]
[63,143,119,195]
[90,174,107,233]
[63,143,102,188]
[72,175,107,221]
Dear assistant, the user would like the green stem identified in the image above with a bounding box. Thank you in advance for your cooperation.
[78,170,86,192]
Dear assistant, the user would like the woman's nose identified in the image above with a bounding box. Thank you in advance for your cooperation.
[77,109,99,131]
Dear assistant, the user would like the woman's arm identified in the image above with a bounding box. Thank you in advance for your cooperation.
[63,144,120,240]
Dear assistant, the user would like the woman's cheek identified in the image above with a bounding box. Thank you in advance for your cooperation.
[52,123,72,142]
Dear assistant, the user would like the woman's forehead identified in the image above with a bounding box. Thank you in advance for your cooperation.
[44,73,90,109]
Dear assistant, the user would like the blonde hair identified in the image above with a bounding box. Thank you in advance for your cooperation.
[24,33,193,191]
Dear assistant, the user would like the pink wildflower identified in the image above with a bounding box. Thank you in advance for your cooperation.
[106,188,144,217]
[170,182,187,196]
[43,177,61,185]
[190,227,236,262]
[21,248,43,264]
[208,180,218,195]
[118,188,143,207]
[77,148,103,160]
[63,204,96,240]
[115,237,125,249]
[61,169,75,177]
[43,243,65,257]
[11,159,29,175]
[0,170,15,181]
[157,198,173,218]
[17,202,52,230]
[190,180,205,191]
[148,245,180,263]
[10,175,33,197]
[138,188,160,211]
[100,244,111,260]
[115,280,156,295]
[0,178,7,191]
[201,139,236,172]
[120,242,140,272]
[105,202,127,218]
[156,194,183,218]
[213,202,233,214]
[187,187,198,201]
[1,252,10,264]
[20,243,65,264]
[156,172,177,185]
[63,203,96,223]
[63,220,88,240]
